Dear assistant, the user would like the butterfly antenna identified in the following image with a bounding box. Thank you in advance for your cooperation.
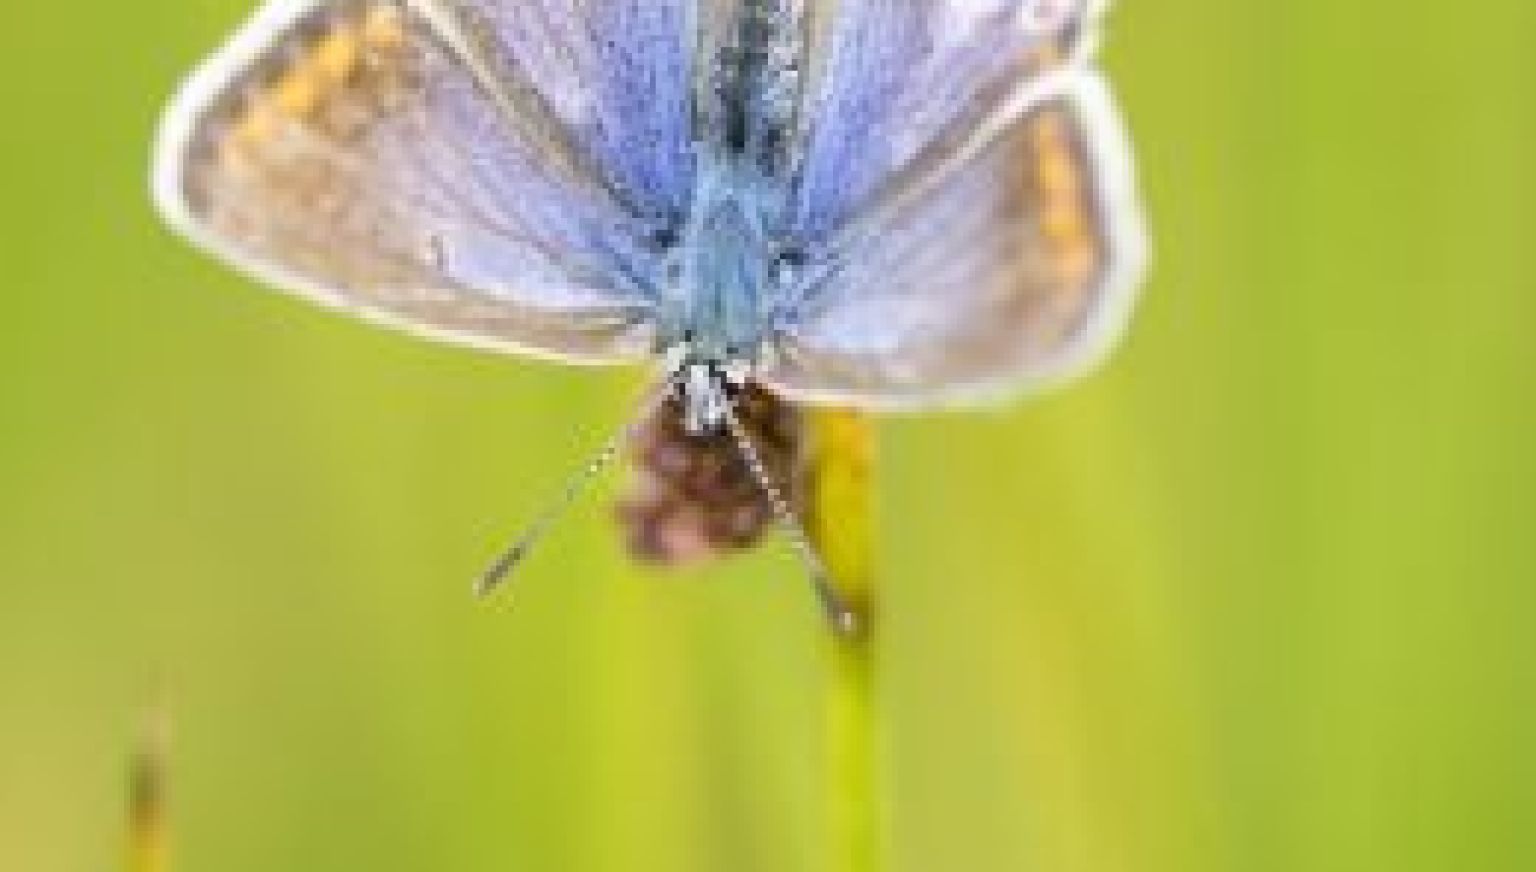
[721,397,860,636]
[475,382,671,600]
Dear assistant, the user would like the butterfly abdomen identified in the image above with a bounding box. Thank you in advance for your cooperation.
[617,383,803,566]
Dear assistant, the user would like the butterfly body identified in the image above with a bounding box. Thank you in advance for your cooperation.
[648,1,818,422]
[664,156,779,368]
[157,0,1146,409]
[155,0,1148,619]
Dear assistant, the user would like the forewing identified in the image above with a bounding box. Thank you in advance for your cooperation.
[763,73,1147,408]
[153,0,697,363]
[449,0,696,225]
[790,0,1105,243]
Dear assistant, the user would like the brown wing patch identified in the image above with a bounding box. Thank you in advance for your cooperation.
[216,4,416,168]
[1033,107,1102,286]
[1016,102,1109,344]
[173,0,453,299]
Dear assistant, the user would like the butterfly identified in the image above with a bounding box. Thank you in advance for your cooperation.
[153,0,1147,631]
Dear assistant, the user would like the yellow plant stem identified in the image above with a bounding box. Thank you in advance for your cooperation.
[127,707,170,872]
[807,409,879,872]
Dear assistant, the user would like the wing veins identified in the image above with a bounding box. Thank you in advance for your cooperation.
[406,0,663,229]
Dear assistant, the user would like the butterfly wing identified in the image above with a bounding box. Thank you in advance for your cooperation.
[789,0,1104,243]
[153,0,697,363]
[764,70,1147,408]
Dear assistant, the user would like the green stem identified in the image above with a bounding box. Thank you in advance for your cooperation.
[828,626,878,872]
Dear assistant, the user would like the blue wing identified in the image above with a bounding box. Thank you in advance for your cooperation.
[764,70,1147,408]
[454,0,696,226]
[789,0,1103,244]
[154,0,696,363]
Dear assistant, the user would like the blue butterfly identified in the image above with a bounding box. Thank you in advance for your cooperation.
[153,0,1147,627]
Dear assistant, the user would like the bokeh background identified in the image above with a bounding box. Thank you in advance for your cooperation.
[4,1,1534,870]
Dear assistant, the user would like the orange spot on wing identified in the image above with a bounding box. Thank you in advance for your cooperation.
[1055,244,1098,286]
[220,18,371,163]
[1036,147,1079,199]
[1029,111,1099,283]
[313,27,362,83]
[272,71,321,117]
[271,23,361,117]
[363,5,407,50]
[228,102,278,152]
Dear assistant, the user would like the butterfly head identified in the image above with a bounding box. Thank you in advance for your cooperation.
[663,338,754,435]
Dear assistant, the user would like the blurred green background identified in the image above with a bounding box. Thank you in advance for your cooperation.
[3,1,1534,870]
